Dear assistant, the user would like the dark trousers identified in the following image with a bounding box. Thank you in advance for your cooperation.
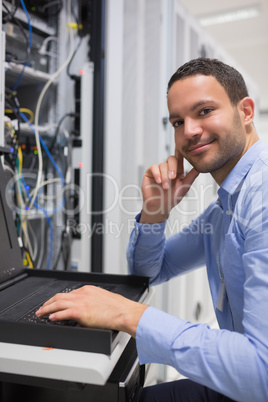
[139,379,236,402]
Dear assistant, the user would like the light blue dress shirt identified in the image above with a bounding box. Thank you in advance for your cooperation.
[127,139,268,401]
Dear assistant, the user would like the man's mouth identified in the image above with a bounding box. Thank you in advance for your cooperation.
[188,140,215,155]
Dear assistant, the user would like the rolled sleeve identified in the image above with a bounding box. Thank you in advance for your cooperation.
[136,306,186,365]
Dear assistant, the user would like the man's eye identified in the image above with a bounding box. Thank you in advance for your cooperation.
[200,108,212,116]
[173,120,183,128]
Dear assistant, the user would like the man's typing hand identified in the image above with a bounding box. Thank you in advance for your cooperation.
[35,285,148,338]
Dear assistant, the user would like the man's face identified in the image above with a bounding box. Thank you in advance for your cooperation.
[168,75,247,183]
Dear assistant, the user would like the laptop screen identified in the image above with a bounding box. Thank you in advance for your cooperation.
[0,158,24,284]
[0,193,12,250]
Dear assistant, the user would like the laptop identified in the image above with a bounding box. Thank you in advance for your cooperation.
[0,150,149,355]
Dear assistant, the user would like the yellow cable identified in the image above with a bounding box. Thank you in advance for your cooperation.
[66,22,83,30]
[26,251,33,268]
[16,147,34,262]
[18,146,23,172]
[5,108,34,123]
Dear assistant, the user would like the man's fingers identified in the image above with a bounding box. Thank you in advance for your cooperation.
[48,308,77,322]
[148,164,162,183]
[143,152,197,202]
[159,162,169,189]
[166,155,178,179]
[149,163,169,189]
[181,167,199,187]
[36,297,82,323]
[36,293,75,316]
[174,148,184,176]
[172,167,199,204]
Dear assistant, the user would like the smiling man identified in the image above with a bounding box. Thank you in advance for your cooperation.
[37,58,268,402]
[168,74,257,181]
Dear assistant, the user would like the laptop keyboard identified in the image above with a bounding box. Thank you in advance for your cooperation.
[19,282,115,327]
[22,308,78,326]
[20,282,82,326]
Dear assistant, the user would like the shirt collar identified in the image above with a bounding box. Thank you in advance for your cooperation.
[219,139,264,196]
[217,139,265,211]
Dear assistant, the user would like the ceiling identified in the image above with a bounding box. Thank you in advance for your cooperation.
[179,0,268,112]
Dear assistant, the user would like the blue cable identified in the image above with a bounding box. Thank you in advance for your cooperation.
[20,0,32,52]
[12,63,28,92]
[19,111,66,189]
[38,134,65,188]
[18,112,66,269]
[21,175,53,270]
[11,1,32,91]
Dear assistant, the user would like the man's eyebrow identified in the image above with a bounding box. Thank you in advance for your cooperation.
[190,99,216,112]
[169,113,181,121]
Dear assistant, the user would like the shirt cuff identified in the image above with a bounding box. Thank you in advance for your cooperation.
[133,212,166,245]
[127,212,167,278]
[136,305,186,365]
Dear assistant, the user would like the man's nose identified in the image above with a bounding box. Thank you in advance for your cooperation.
[184,118,203,139]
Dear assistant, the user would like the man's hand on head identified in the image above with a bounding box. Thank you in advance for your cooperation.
[140,149,199,224]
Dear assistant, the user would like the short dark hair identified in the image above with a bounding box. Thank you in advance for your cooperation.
[167,57,249,105]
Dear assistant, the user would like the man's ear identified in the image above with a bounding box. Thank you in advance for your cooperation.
[238,97,255,126]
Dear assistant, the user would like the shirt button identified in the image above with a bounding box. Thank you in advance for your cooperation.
[226,210,232,215]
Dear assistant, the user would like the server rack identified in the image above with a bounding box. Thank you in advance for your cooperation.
[0,0,106,274]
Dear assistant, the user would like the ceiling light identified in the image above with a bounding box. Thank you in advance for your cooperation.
[200,6,260,27]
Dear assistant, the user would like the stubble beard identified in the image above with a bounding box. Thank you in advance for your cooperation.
[182,110,245,175]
